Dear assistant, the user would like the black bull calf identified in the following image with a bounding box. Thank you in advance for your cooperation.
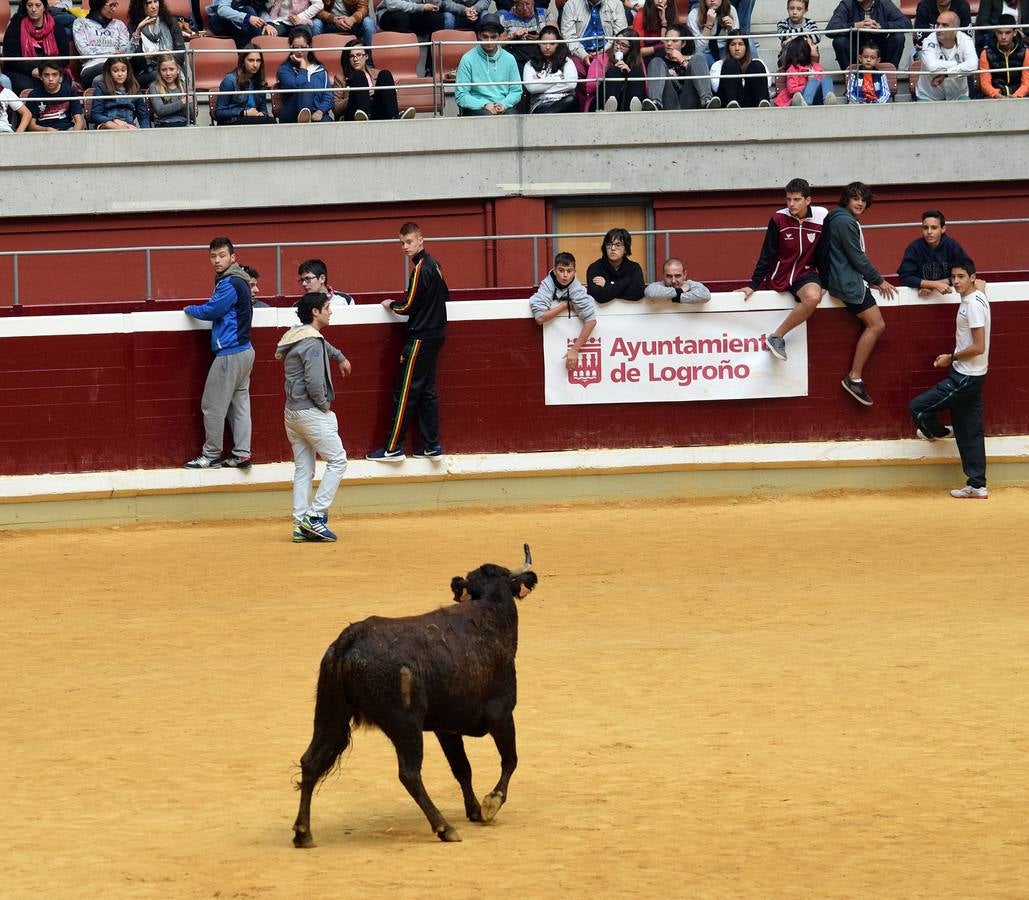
[293,545,538,846]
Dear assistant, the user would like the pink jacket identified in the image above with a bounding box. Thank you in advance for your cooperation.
[774,62,826,107]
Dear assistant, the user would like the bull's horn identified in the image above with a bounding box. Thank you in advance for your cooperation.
[514,543,533,574]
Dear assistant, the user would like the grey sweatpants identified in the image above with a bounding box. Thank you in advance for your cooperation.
[285,407,348,522]
[201,347,255,460]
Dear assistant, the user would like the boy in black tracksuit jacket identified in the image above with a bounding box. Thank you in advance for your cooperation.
[367,224,449,462]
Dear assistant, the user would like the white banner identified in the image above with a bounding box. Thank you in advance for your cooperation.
[543,311,808,405]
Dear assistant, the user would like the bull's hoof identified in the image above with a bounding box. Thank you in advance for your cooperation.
[293,829,315,849]
[437,826,462,842]
[480,791,504,823]
[465,803,483,822]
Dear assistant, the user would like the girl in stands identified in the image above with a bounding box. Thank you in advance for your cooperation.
[687,0,738,66]
[128,0,187,88]
[522,24,578,114]
[336,40,417,121]
[276,26,333,123]
[91,55,150,128]
[1,0,72,96]
[73,0,132,86]
[148,53,193,126]
[713,30,770,108]
[214,44,275,124]
[587,28,648,111]
[773,33,836,106]
[631,0,672,62]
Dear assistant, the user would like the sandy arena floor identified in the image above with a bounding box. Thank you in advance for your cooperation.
[3,491,1028,899]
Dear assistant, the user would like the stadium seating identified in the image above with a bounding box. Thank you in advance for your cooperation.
[189,36,239,92]
[371,31,435,112]
[431,28,474,84]
[253,34,292,79]
[312,33,350,84]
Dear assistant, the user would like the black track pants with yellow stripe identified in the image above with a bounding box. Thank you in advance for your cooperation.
[384,336,445,453]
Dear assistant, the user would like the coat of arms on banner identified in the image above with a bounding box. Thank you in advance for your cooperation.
[568,337,601,387]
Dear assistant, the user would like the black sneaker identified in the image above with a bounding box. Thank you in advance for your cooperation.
[366,447,406,462]
[412,443,444,459]
[222,455,252,469]
[841,376,873,407]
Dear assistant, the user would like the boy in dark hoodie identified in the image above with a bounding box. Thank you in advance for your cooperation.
[183,236,255,469]
[897,210,971,298]
[585,227,645,305]
[275,292,351,542]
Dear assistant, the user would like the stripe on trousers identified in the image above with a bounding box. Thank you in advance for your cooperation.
[386,339,422,452]
[915,374,973,421]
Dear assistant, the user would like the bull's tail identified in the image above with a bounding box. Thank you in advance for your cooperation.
[293,636,358,847]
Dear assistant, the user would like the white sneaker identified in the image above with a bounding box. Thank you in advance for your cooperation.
[629,96,643,112]
[354,109,369,121]
[297,107,312,123]
[791,92,807,106]
[726,99,740,109]
[706,96,721,109]
[758,99,771,107]
[604,95,619,112]
[824,91,838,105]
[400,106,416,119]
[950,485,988,499]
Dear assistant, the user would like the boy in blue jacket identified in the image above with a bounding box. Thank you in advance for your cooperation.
[183,237,256,469]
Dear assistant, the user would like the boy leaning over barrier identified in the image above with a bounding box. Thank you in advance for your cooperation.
[530,251,597,371]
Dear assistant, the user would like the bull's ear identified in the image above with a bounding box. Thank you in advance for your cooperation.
[513,571,538,599]
[451,576,470,603]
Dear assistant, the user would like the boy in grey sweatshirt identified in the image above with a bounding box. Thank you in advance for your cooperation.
[530,251,597,372]
[274,292,351,543]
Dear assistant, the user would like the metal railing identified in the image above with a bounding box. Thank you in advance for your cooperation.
[2,218,1027,306]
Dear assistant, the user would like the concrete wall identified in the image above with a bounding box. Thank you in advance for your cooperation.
[2,100,1026,219]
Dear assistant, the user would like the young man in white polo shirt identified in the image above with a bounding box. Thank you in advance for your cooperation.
[908,258,991,499]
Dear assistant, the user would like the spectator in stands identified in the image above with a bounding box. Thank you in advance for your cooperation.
[277,26,333,122]
[240,264,269,306]
[530,251,598,372]
[687,0,739,65]
[376,0,445,49]
[443,0,490,31]
[366,221,449,463]
[27,59,86,130]
[206,0,279,47]
[0,82,32,134]
[897,210,972,296]
[586,227,645,303]
[561,0,628,90]
[777,0,822,66]
[128,0,186,88]
[916,11,978,99]
[844,41,892,101]
[148,53,193,125]
[978,15,1029,97]
[214,44,275,123]
[820,181,898,407]
[587,26,649,110]
[774,33,837,104]
[316,0,377,47]
[909,258,991,499]
[264,0,325,36]
[500,0,552,70]
[740,178,827,362]
[91,56,150,128]
[184,236,256,470]
[46,0,79,42]
[337,40,417,119]
[646,24,719,108]
[455,13,523,115]
[913,0,972,58]
[644,257,712,303]
[275,292,351,542]
[73,0,132,86]
[974,0,1028,53]
[523,24,579,113]
[298,258,356,305]
[632,0,672,62]
[713,30,771,107]
[826,0,908,70]
[1,0,72,96]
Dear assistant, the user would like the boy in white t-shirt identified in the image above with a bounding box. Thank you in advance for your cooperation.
[908,258,992,499]
[0,86,32,134]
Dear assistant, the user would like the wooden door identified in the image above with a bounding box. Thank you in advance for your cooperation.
[552,204,651,284]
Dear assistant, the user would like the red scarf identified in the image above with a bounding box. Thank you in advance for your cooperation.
[21,13,60,58]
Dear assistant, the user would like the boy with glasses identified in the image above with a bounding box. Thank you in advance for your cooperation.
[297,258,355,306]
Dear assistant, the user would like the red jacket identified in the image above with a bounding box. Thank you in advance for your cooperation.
[748,206,828,292]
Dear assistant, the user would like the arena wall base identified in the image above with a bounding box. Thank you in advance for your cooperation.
[3,438,1028,530]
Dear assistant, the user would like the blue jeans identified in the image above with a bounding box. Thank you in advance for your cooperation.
[802,74,835,104]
